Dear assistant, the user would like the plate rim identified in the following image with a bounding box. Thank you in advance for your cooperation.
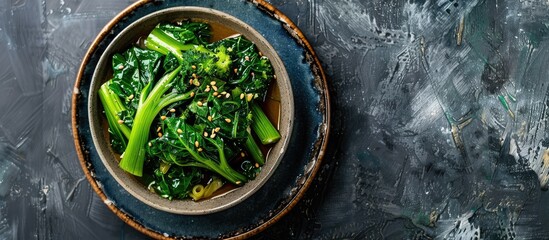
[71,0,331,239]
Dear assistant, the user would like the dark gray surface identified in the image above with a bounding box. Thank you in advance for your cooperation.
[2,0,549,239]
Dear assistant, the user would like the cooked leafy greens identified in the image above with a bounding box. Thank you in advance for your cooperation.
[98,21,281,200]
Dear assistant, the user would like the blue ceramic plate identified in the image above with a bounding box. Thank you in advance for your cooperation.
[72,0,329,238]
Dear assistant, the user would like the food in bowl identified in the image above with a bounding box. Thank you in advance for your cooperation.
[97,21,281,201]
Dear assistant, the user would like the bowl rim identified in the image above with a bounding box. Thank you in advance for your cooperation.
[71,0,331,239]
[87,6,294,215]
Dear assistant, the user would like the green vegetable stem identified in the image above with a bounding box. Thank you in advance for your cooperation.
[251,102,280,145]
[119,66,194,176]
[245,130,265,165]
[98,81,131,152]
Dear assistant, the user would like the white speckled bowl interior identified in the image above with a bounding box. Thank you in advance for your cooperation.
[88,7,293,215]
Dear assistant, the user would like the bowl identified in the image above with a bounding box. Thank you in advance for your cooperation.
[87,6,293,215]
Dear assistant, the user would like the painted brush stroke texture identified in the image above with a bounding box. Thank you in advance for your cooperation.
[2,0,549,239]
[265,0,549,239]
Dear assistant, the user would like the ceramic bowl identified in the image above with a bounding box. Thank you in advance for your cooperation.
[87,6,293,215]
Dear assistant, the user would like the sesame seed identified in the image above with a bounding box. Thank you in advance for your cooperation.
[273,74,277,79]
[204,132,209,137]
[197,101,203,107]
[192,73,197,78]
[215,127,220,132]
[205,87,210,92]
[177,128,183,134]
[208,116,212,122]
[234,68,238,73]
[235,181,242,185]
[160,116,167,120]
[158,132,163,137]
[118,65,124,70]
[241,152,245,157]
[128,94,134,100]
[246,93,253,102]
[189,79,193,84]
[191,65,196,70]
[148,142,152,147]
[190,92,195,97]
[117,119,124,124]
[156,126,161,132]
[210,81,216,86]
[212,86,218,91]
[225,93,231,98]
[225,118,231,123]
[255,163,260,168]
[194,141,199,148]
[245,56,250,61]
[213,92,219,96]
[210,133,216,138]
[240,93,245,99]
[169,108,176,113]
[221,91,227,95]
[198,148,203,152]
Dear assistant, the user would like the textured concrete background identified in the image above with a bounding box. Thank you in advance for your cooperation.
[3,0,549,239]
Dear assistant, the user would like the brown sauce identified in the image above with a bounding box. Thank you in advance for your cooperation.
[101,20,281,200]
